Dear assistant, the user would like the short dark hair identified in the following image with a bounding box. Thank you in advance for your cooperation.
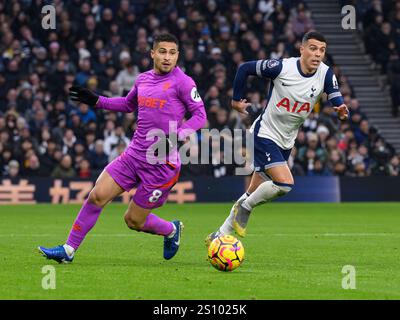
[152,33,179,49]
[302,31,327,44]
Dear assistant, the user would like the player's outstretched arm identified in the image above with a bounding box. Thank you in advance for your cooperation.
[69,85,137,113]
[231,62,258,115]
[232,62,258,104]
[232,59,282,115]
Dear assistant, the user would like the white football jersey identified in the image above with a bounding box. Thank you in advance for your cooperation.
[248,57,341,149]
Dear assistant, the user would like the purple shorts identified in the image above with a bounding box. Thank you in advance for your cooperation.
[105,152,180,209]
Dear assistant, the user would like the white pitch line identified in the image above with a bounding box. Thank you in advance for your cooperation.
[0,233,134,237]
[0,233,399,238]
[272,233,400,237]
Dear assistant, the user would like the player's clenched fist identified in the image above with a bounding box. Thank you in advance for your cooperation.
[69,86,99,106]
[333,104,349,120]
[231,99,251,115]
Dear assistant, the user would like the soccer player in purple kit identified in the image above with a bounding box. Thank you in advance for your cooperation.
[38,33,206,263]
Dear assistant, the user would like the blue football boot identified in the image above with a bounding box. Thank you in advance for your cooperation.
[38,245,74,264]
[163,220,183,260]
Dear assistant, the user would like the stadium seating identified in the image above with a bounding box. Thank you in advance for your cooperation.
[0,0,398,179]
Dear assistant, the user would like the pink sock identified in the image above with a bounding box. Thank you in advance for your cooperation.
[66,199,103,250]
[141,213,174,236]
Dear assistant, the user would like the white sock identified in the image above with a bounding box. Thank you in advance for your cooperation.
[219,192,249,234]
[167,223,177,238]
[63,244,75,257]
[243,181,292,210]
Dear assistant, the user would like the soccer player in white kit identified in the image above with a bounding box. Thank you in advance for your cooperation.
[206,31,349,244]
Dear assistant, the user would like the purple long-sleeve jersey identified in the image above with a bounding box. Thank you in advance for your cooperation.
[96,66,206,166]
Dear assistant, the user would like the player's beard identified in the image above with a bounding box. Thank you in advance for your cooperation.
[156,62,174,74]
[161,64,174,74]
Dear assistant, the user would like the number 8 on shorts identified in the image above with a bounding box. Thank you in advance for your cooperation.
[149,190,163,203]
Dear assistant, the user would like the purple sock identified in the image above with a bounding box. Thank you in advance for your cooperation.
[141,213,174,236]
[66,199,103,250]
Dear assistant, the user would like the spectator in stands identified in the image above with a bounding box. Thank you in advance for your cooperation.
[4,159,20,179]
[354,119,370,146]
[307,158,332,176]
[332,161,347,176]
[116,61,139,95]
[1,146,13,173]
[40,140,58,173]
[76,103,97,124]
[298,132,328,174]
[51,154,76,178]
[288,147,306,176]
[108,139,127,162]
[303,112,318,132]
[290,7,314,37]
[62,128,77,155]
[103,126,130,156]
[22,154,48,177]
[374,22,394,72]
[72,141,89,161]
[77,158,92,178]
[48,60,68,99]
[370,136,394,174]
[348,98,367,127]
[295,130,307,150]
[316,125,330,149]
[387,54,400,117]
[364,13,384,60]
[353,159,368,177]
[69,112,86,141]
[358,144,371,171]
[389,154,399,176]
[89,139,109,175]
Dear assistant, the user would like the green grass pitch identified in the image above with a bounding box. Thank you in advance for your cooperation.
[1,203,400,300]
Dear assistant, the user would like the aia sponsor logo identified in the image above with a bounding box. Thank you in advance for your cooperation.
[276,98,310,113]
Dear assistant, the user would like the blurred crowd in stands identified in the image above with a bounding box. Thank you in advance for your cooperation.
[0,0,398,180]
[345,0,400,117]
